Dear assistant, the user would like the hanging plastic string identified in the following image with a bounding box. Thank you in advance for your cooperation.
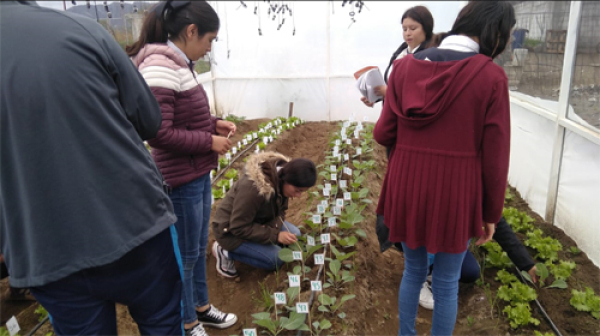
[225,2,231,58]
[292,2,295,36]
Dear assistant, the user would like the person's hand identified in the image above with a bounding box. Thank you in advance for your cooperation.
[278,231,298,245]
[216,120,236,137]
[475,222,495,245]
[360,96,375,108]
[527,265,538,284]
[211,135,232,155]
[374,84,387,97]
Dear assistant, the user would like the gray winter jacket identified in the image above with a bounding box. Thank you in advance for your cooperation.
[0,1,176,288]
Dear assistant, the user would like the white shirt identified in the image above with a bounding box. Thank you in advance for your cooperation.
[438,35,480,53]
[167,40,197,69]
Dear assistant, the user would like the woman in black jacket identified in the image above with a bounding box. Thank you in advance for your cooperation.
[360,5,434,107]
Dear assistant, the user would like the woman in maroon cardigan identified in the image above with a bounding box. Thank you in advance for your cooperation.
[374,2,516,335]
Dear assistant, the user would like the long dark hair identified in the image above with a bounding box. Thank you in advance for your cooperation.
[428,1,516,58]
[126,0,220,57]
[278,159,317,188]
[402,6,434,42]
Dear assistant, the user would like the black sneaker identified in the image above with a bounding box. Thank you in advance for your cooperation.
[212,241,238,278]
[197,305,238,329]
[185,323,208,336]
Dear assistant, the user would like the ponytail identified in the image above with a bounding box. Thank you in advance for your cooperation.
[126,1,220,58]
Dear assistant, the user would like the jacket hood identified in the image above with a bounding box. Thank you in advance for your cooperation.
[389,53,491,128]
[245,151,290,199]
[130,43,187,70]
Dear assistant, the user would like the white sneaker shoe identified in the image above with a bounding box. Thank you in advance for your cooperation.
[212,241,238,278]
[185,323,208,336]
[419,281,434,310]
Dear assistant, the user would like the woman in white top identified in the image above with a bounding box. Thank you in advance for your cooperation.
[361,6,434,107]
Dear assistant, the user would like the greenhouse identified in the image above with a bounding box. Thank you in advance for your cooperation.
[1,1,599,335]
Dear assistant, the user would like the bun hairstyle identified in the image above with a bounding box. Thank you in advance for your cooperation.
[278,158,317,188]
[401,6,434,41]
[126,0,219,57]
[427,1,516,58]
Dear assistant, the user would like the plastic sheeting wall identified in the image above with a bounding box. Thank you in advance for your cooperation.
[508,92,600,266]
[209,1,462,121]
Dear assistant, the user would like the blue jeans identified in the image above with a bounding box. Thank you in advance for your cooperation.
[170,174,211,325]
[399,242,467,336]
[228,222,301,271]
[428,249,480,283]
[29,227,183,335]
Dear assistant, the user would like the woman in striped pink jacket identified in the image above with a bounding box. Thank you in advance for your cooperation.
[128,1,236,335]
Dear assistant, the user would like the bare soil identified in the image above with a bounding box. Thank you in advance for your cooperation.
[4,120,600,336]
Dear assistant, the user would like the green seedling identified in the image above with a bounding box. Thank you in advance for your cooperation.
[311,319,332,336]
[329,245,356,262]
[503,207,534,233]
[570,287,600,319]
[224,114,246,125]
[525,232,562,263]
[218,157,229,169]
[534,332,554,336]
[503,303,540,329]
[35,304,49,322]
[521,263,567,289]
[569,246,581,255]
[324,259,355,291]
[467,316,475,327]
[317,293,356,318]
[252,281,274,312]
[251,311,309,336]
[224,168,239,181]
[548,260,576,281]
[497,282,537,305]
[481,241,513,269]
[212,187,225,199]
[495,269,519,285]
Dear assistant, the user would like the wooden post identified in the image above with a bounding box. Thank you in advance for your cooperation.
[288,102,294,118]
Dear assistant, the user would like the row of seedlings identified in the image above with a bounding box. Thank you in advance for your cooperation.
[243,117,377,336]
[211,116,305,201]
[478,198,600,330]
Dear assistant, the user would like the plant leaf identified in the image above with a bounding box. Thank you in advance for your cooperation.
[547,279,568,289]
[278,248,294,263]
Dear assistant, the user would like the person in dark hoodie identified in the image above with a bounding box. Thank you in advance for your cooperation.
[373,2,516,335]
[360,5,434,108]
[1,1,182,334]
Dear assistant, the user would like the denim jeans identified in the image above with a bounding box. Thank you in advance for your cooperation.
[228,221,300,271]
[398,242,467,336]
[170,174,211,325]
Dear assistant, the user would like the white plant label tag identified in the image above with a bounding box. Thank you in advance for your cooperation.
[321,233,331,244]
[323,189,330,197]
[253,132,258,139]
[296,302,309,314]
[344,192,351,200]
[222,185,226,194]
[337,154,342,162]
[321,200,328,207]
[333,145,339,153]
[311,280,323,292]
[289,275,300,287]
[333,206,342,215]
[329,165,336,172]
[210,170,214,179]
[324,183,332,190]
[331,173,337,181]
[335,139,341,146]
[277,129,281,135]
[345,167,353,176]
[211,194,214,205]
[346,139,352,145]
[354,130,360,139]
[232,147,238,155]
[343,121,350,127]
[341,127,346,135]
[314,253,325,265]
[341,133,347,141]
[336,198,344,208]
[263,137,268,144]
[243,329,258,336]
[356,148,362,156]
[344,154,349,162]
[225,152,231,160]
[255,146,260,154]
[307,235,315,246]
[292,251,302,260]
[269,135,273,142]
[229,178,234,188]
[274,292,287,305]
[317,204,325,214]
[340,180,347,188]
[246,134,252,141]
[243,139,248,146]
[6,316,20,336]
[312,214,321,224]
[328,217,337,227]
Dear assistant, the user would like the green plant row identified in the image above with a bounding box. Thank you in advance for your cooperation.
[249,120,375,336]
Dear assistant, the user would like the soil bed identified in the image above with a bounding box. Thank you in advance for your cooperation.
[5,120,600,336]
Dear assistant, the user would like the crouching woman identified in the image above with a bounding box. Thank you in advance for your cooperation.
[211,152,316,277]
